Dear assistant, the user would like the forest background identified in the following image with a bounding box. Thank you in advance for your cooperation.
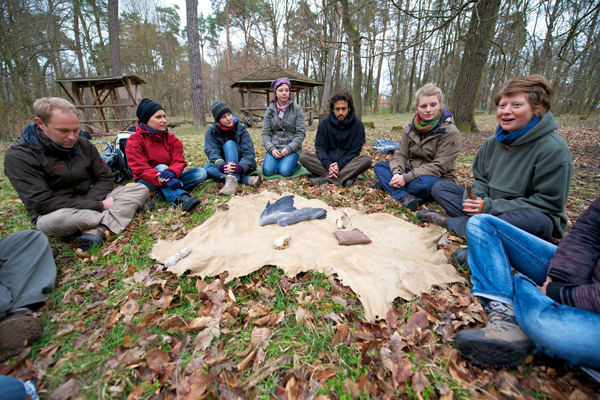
[1,0,600,398]
[1,0,600,138]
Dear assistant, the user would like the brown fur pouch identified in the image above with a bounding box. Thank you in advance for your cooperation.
[333,229,372,245]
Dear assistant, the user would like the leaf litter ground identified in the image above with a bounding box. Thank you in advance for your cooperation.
[0,113,598,399]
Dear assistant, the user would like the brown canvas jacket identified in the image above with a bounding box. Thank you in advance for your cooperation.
[389,118,461,184]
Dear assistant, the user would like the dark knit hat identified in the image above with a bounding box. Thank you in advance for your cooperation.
[136,98,164,124]
[211,101,232,122]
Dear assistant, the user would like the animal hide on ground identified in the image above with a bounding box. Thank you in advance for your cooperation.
[150,190,464,321]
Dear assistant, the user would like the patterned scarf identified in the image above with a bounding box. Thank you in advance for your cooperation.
[276,101,289,120]
[495,115,541,145]
[412,109,443,135]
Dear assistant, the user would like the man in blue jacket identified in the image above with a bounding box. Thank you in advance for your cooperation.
[299,90,372,187]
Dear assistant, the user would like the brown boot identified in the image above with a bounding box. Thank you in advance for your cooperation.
[454,301,535,368]
[0,309,43,350]
[219,175,238,195]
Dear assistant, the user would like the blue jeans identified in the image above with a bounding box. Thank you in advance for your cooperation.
[467,214,600,367]
[204,140,250,185]
[138,164,207,204]
[262,152,300,176]
[373,162,445,201]
[0,375,27,400]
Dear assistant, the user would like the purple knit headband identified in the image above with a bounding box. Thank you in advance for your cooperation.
[271,77,291,91]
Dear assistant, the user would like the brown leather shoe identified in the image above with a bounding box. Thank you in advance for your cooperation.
[0,310,43,350]
[417,209,449,228]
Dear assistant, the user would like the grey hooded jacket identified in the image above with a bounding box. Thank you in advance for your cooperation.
[261,101,306,155]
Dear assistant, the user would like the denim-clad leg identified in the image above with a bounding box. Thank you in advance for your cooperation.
[277,153,300,176]
[431,180,466,216]
[138,164,184,204]
[223,140,249,184]
[204,162,225,182]
[262,153,279,176]
[374,162,445,201]
[263,152,300,177]
[179,168,207,191]
[0,375,27,400]
[513,275,600,368]
[466,214,557,305]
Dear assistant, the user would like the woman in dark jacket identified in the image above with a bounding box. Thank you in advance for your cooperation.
[261,77,305,176]
[373,83,461,211]
[204,101,262,195]
[126,99,206,212]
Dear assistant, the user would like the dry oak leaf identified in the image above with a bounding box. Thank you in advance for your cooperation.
[50,378,82,400]
[251,327,271,349]
[407,311,429,330]
[236,348,258,372]
[248,303,272,319]
[411,368,432,395]
[183,316,214,331]
[146,347,170,373]
[120,299,140,316]
[312,367,337,382]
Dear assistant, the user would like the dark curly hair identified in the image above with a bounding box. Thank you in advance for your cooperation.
[328,89,354,111]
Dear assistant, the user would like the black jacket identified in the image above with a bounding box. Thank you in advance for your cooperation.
[4,123,115,224]
[315,108,366,171]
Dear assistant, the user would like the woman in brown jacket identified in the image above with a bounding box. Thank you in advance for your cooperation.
[373,83,461,211]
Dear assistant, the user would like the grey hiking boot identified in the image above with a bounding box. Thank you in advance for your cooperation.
[219,174,238,195]
[247,175,263,187]
[454,301,535,368]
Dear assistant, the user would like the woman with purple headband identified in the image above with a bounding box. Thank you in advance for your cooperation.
[261,77,306,177]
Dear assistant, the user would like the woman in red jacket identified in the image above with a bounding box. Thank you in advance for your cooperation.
[126,99,206,212]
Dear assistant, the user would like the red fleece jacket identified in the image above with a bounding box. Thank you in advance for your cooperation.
[125,125,188,187]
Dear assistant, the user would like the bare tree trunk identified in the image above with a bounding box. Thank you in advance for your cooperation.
[108,0,121,76]
[187,0,207,126]
[373,2,389,114]
[73,1,86,77]
[226,0,231,74]
[320,10,341,116]
[340,0,362,118]
[449,0,501,132]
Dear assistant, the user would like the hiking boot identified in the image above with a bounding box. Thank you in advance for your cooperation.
[417,209,449,228]
[219,175,238,195]
[141,197,155,212]
[369,181,382,190]
[343,178,355,187]
[248,175,263,187]
[174,193,201,212]
[454,301,535,369]
[150,190,166,203]
[67,225,108,250]
[310,177,330,187]
[454,247,469,266]
[400,194,422,212]
[0,309,43,350]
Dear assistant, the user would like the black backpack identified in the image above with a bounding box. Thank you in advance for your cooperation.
[96,141,132,184]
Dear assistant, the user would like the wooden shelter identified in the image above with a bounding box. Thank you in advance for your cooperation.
[231,65,322,127]
[56,75,146,135]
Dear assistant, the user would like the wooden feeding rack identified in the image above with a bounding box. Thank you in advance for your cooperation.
[231,65,322,127]
[56,75,146,135]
